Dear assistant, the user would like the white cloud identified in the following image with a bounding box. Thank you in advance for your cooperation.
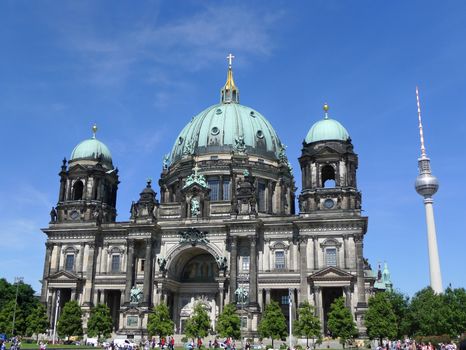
[57,3,285,86]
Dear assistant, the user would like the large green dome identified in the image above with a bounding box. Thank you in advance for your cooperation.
[169,103,285,163]
[305,116,350,143]
[70,127,113,167]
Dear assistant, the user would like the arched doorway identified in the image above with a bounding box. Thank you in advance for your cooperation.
[165,247,221,334]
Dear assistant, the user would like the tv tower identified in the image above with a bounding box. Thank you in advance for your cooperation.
[414,87,443,293]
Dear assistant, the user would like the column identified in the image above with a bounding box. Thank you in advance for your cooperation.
[354,234,366,306]
[344,286,351,308]
[258,288,263,311]
[83,242,96,306]
[143,238,153,306]
[249,236,258,308]
[71,288,76,301]
[265,289,271,305]
[313,236,318,270]
[289,240,294,271]
[314,286,323,330]
[125,239,135,303]
[299,238,308,303]
[77,242,85,274]
[343,235,348,269]
[55,244,62,272]
[264,240,270,271]
[102,244,108,274]
[41,243,53,302]
[229,237,238,303]
[219,284,224,313]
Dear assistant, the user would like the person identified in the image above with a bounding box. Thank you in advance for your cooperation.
[208,340,212,349]
[197,338,202,349]
[459,339,466,350]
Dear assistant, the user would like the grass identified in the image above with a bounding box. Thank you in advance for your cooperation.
[19,345,95,349]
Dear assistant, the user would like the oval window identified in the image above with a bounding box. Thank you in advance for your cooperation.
[211,127,220,135]
[216,108,222,115]
[250,111,255,117]
[256,130,264,139]
[178,137,184,145]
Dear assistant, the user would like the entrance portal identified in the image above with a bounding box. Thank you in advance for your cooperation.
[166,247,220,333]
[322,287,343,335]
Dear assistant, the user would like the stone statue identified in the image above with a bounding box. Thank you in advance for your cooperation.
[130,286,143,304]
[179,228,210,246]
[162,154,170,170]
[183,140,195,155]
[157,257,167,272]
[216,256,228,272]
[50,207,57,223]
[130,201,138,219]
[191,198,200,217]
[235,287,248,304]
[234,135,246,154]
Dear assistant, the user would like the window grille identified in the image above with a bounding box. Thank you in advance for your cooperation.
[65,254,74,271]
[275,251,285,269]
[111,255,120,272]
[326,248,337,267]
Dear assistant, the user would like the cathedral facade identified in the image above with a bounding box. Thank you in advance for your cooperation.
[40,61,375,338]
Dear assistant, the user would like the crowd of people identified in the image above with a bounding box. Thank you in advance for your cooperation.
[376,339,462,350]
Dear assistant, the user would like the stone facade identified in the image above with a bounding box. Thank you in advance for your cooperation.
[40,67,375,338]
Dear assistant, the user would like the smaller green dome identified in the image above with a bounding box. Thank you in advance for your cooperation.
[305,106,350,143]
[70,126,113,166]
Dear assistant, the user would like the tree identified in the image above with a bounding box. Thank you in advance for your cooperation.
[26,303,49,341]
[184,303,211,340]
[365,292,397,345]
[147,303,175,339]
[293,301,321,349]
[443,287,466,338]
[404,287,448,337]
[0,278,39,336]
[87,304,113,341]
[258,301,288,348]
[327,297,358,348]
[57,301,83,339]
[216,303,241,340]
[384,290,409,339]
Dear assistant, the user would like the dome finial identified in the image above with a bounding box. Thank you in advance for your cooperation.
[221,53,240,104]
[92,124,98,139]
[323,103,329,119]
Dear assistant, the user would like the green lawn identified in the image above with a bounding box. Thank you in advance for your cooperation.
[18,345,95,349]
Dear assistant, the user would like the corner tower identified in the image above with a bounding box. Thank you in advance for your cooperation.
[52,125,119,224]
[298,104,361,213]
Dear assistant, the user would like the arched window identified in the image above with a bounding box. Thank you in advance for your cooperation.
[321,165,336,188]
[73,180,84,200]
[208,178,220,201]
[258,181,266,212]
[65,254,75,271]
[111,255,120,273]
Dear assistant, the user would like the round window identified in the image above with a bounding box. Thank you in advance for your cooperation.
[216,108,222,115]
[211,127,220,135]
[324,198,335,209]
[250,111,255,117]
[256,130,264,139]
[178,137,184,145]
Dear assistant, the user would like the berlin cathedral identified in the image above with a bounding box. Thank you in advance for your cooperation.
[40,58,381,339]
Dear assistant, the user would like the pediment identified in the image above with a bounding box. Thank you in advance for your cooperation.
[47,270,82,282]
[181,182,210,194]
[309,266,354,281]
[314,145,341,156]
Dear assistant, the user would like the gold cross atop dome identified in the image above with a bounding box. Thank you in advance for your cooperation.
[221,53,239,104]
[227,53,235,67]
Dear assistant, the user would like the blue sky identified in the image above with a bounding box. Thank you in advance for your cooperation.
[0,1,465,297]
